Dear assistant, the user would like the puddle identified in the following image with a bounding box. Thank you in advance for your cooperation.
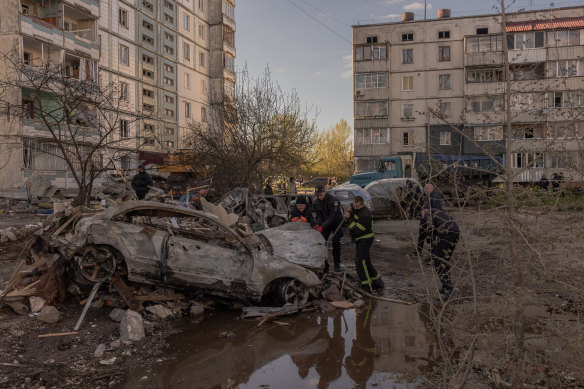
[123,301,436,388]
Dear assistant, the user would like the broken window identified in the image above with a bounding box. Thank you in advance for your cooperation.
[402,49,413,64]
[355,73,388,89]
[438,74,451,89]
[438,46,450,62]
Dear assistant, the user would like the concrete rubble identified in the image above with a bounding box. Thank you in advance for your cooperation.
[119,309,145,342]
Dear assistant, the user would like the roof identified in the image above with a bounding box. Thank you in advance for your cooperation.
[506,17,584,32]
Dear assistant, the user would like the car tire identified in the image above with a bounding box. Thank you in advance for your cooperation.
[277,278,310,306]
[72,245,120,286]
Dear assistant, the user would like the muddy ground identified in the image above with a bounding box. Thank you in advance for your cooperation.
[0,205,583,388]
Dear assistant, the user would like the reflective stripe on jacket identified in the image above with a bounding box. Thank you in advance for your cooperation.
[348,206,374,241]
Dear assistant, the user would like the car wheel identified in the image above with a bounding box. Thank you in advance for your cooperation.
[75,245,117,284]
[278,278,309,306]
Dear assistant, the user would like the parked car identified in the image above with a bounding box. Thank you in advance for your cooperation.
[58,201,325,305]
[365,178,421,218]
[328,183,374,213]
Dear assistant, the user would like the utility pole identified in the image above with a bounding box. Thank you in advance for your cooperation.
[424,0,427,19]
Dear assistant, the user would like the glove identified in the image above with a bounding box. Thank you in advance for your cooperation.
[291,217,300,222]
[313,225,323,233]
[300,216,307,223]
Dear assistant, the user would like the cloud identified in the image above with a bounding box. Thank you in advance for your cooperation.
[314,71,321,76]
[383,13,401,18]
[340,55,352,79]
[383,0,406,4]
[342,54,353,62]
[277,68,286,73]
[340,69,353,79]
[404,2,431,11]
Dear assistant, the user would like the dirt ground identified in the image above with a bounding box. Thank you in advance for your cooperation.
[1,205,583,388]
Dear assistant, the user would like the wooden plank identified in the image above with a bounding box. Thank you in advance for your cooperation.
[38,331,79,339]
[53,208,82,236]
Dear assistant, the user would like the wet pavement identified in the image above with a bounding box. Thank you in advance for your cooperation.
[122,301,435,389]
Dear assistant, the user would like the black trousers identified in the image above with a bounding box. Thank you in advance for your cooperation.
[431,232,459,290]
[355,237,381,292]
[323,227,343,266]
[136,190,148,200]
[417,220,429,255]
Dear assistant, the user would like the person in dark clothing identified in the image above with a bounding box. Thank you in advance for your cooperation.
[312,186,343,273]
[422,207,460,300]
[289,196,314,225]
[417,183,442,262]
[344,300,376,388]
[264,180,274,195]
[314,314,345,389]
[539,175,550,190]
[131,165,153,200]
[345,196,384,292]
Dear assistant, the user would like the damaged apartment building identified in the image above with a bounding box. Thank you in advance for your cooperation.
[0,0,236,189]
[353,5,584,183]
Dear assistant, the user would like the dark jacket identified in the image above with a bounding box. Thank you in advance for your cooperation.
[264,184,273,196]
[312,193,343,231]
[347,206,374,241]
[131,172,153,194]
[423,189,442,211]
[425,209,459,238]
[289,205,315,226]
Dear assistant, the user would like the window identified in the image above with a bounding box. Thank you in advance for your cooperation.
[198,24,205,39]
[223,54,235,72]
[119,44,129,65]
[476,28,488,35]
[120,119,130,138]
[120,81,128,101]
[466,67,504,83]
[548,123,584,139]
[164,0,174,11]
[402,49,413,64]
[438,46,450,62]
[354,45,387,61]
[403,132,411,145]
[164,63,174,73]
[23,140,65,170]
[164,45,174,55]
[143,35,154,45]
[355,101,388,117]
[469,97,503,112]
[466,35,503,53]
[199,0,205,11]
[355,73,388,89]
[165,95,175,104]
[401,33,414,42]
[438,101,451,118]
[143,88,153,97]
[165,140,175,148]
[183,42,191,60]
[439,131,451,145]
[144,138,155,146]
[142,69,154,78]
[22,99,34,119]
[356,128,389,145]
[119,8,128,28]
[164,77,174,86]
[143,103,154,113]
[224,80,234,97]
[510,63,545,81]
[164,32,175,42]
[547,60,578,78]
[184,102,191,118]
[223,26,235,47]
[474,126,503,141]
[201,106,207,122]
[164,13,174,24]
[21,3,30,15]
[183,14,190,30]
[438,30,450,39]
[143,20,153,31]
[200,79,207,94]
[23,52,31,66]
[550,92,564,108]
[366,36,378,44]
[401,104,414,119]
[184,72,190,88]
[438,74,451,90]
[143,54,154,64]
[223,1,234,19]
[164,127,175,135]
[547,30,579,47]
[507,32,544,50]
[165,108,175,117]
[142,0,153,12]
[402,76,413,91]
[200,52,206,67]
[144,123,154,133]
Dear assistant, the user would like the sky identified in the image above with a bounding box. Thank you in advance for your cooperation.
[235,0,577,131]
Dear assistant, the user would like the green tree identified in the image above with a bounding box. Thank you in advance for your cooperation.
[310,119,354,182]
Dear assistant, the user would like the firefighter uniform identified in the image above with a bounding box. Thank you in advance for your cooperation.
[344,300,376,388]
[347,204,383,292]
[312,189,344,273]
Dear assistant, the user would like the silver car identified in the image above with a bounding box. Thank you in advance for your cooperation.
[329,183,374,213]
[61,201,324,305]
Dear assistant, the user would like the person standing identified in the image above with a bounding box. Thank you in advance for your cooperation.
[417,182,442,263]
[264,179,274,196]
[131,165,153,200]
[288,176,297,194]
[344,196,384,292]
[423,207,460,301]
[312,186,343,273]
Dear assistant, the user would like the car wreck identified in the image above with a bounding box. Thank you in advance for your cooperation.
[40,201,327,306]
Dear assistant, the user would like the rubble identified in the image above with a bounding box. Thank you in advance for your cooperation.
[29,296,46,313]
[120,310,145,342]
[0,228,17,242]
[189,305,205,317]
[146,304,174,319]
[37,305,60,324]
[94,344,107,358]
[109,308,125,322]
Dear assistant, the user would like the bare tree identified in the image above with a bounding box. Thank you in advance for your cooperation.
[185,68,318,195]
[0,49,153,206]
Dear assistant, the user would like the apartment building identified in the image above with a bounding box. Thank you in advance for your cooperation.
[352,6,584,182]
[0,0,235,189]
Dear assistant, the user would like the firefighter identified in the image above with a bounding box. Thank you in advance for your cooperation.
[289,196,313,224]
[422,207,460,301]
[344,196,384,293]
[312,186,343,273]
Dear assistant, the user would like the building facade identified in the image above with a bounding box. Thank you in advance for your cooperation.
[352,6,584,182]
[0,0,235,189]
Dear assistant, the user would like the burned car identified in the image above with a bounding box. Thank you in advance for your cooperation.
[59,201,326,305]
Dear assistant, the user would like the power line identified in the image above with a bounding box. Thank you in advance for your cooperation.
[295,0,350,27]
[286,0,352,45]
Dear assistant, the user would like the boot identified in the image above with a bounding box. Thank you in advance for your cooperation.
[322,261,330,274]
[372,278,385,290]
[334,263,341,273]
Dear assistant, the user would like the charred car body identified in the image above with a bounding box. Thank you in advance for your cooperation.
[53,202,326,305]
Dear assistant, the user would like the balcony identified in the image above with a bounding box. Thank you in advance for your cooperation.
[223,68,235,81]
[465,51,504,66]
[223,41,236,57]
[62,0,100,19]
[508,48,546,64]
[223,14,235,32]
[64,31,100,59]
[20,14,63,47]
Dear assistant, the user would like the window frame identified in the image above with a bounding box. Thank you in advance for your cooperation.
[438,45,451,62]
[119,8,129,29]
[402,48,413,64]
[438,74,451,90]
[402,76,413,91]
[119,44,129,66]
